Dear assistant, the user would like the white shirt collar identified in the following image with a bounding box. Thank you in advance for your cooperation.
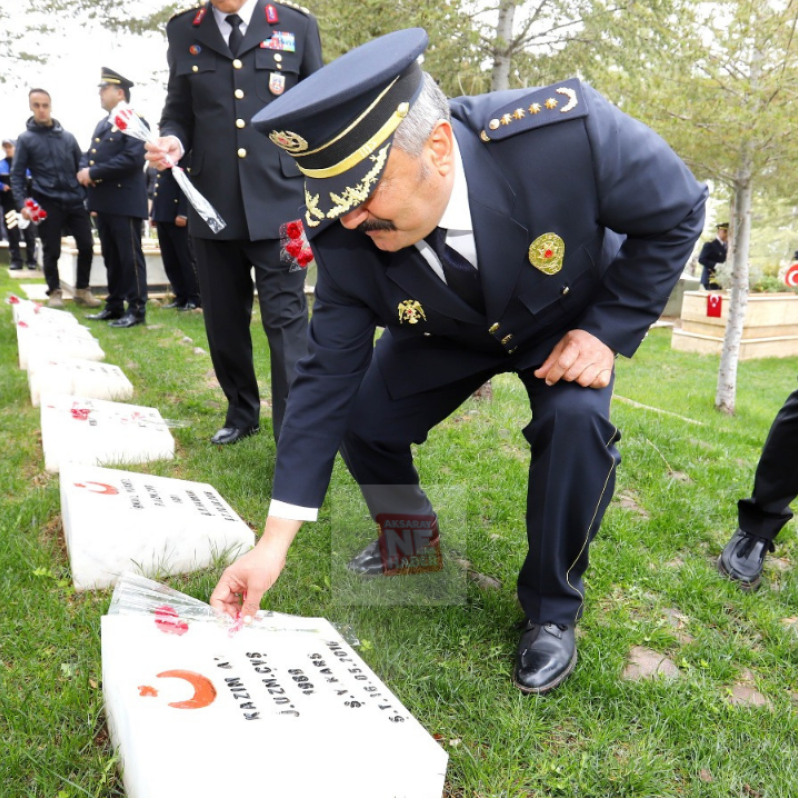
[213,0,258,34]
[438,135,472,234]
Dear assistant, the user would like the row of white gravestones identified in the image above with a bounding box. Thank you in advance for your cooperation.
[11,298,449,795]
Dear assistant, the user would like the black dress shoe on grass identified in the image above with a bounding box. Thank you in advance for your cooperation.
[163,300,183,309]
[211,426,259,445]
[514,621,577,694]
[87,308,123,321]
[109,312,145,329]
[346,539,385,575]
[718,528,774,591]
[178,301,199,311]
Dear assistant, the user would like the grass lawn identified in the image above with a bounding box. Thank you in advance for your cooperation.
[1,271,796,798]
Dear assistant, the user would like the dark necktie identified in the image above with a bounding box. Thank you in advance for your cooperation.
[226,14,244,56]
[425,227,484,312]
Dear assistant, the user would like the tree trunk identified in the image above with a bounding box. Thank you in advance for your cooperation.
[490,0,517,93]
[715,156,754,414]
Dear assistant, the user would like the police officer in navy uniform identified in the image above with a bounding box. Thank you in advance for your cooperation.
[210,30,707,694]
[698,222,728,290]
[146,0,323,445]
[151,157,201,310]
[79,68,149,328]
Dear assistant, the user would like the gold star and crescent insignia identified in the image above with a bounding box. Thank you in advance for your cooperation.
[556,87,578,112]
[480,79,587,143]
[528,233,565,275]
[398,300,426,325]
[269,129,309,153]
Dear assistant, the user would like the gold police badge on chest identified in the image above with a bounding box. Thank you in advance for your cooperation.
[398,300,426,324]
[529,233,565,275]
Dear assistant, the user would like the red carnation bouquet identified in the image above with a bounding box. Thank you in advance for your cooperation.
[280,219,314,272]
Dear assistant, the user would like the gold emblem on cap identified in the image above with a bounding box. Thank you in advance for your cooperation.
[326,144,391,219]
[269,130,309,154]
[398,300,426,325]
[544,97,558,109]
[529,233,565,275]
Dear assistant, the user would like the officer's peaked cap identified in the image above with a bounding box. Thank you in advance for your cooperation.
[252,28,429,234]
[98,67,134,90]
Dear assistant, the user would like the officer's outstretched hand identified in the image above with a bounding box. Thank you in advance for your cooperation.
[535,329,615,389]
[145,136,183,171]
[210,516,303,622]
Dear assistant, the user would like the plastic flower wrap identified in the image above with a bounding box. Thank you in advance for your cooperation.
[4,198,46,231]
[111,102,226,234]
[280,219,314,272]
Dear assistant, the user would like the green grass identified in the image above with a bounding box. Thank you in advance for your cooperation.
[1,272,796,797]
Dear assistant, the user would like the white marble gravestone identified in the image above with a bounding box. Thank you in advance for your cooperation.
[28,356,134,406]
[40,394,174,473]
[102,598,448,797]
[60,465,254,591]
[10,296,78,325]
[18,323,103,370]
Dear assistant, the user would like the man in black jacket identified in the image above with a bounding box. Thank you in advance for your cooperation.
[11,89,99,309]
[698,222,728,289]
[146,0,323,445]
[79,68,149,329]
[1,138,38,271]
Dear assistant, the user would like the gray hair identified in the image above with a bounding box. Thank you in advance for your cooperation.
[392,72,450,157]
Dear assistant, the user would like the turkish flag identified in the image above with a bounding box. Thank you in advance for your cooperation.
[707,294,722,318]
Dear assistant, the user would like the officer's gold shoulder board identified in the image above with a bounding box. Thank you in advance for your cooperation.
[169,4,204,23]
[480,78,588,143]
[276,0,312,15]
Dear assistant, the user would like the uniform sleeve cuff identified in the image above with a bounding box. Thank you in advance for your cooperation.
[268,499,318,522]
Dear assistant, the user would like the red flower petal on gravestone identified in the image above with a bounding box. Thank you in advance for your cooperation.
[70,408,91,421]
[18,321,28,328]
[8,295,20,304]
[154,604,189,635]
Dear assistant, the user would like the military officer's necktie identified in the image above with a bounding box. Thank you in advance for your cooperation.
[425,227,484,313]
[226,14,244,56]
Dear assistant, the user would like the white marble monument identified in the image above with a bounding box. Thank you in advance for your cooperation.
[18,323,103,370]
[40,394,174,473]
[28,356,134,406]
[102,581,448,798]
[60,465,254,591]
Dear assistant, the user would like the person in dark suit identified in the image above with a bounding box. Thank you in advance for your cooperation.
[79,68,149,328]
[145,0,323,445]
[1,138,38,271]
[209,29,707,693]
[698,222,728,289]
[150,158,201,310]
[719,382,798,590]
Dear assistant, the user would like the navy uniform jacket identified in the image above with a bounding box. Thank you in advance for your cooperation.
[82,115,149,218]
[159,0,323,240]
[151,160,188,223]
[270,81,708,509]
[698,237,726,285]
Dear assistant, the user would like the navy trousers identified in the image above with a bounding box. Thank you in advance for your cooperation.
[192,237,308,440]
[95,213,147,317]
[738,382,798,541]
[341,340,621,626]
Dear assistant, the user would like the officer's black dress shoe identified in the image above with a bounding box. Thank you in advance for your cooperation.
[109,312,145,329]
[86,308,123,321]
[162,300,183,309]
[178,301,200,311]
[718,528,774,591]
[346,539,385,575]
[9,262,23,271]
[210,426,259,445]
[514,621,577,694]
